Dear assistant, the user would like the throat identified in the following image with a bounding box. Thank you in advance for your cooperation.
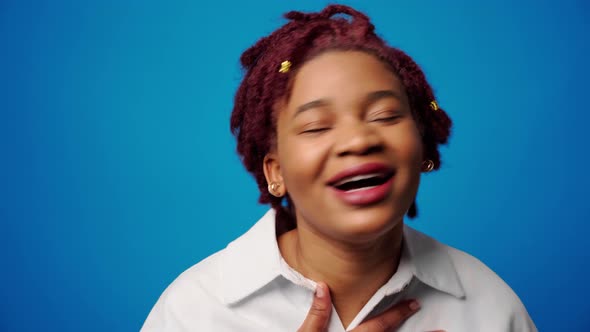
[331,290,378,329]
[277,224,404,329]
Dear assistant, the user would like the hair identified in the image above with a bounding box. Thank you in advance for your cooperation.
[230,4,452,233]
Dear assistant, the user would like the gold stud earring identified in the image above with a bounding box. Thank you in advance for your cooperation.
[268,182,284,197]
[422,160,435,172]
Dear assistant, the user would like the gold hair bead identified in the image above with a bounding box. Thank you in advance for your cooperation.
[429,100,439,111]
[279,60,292,73]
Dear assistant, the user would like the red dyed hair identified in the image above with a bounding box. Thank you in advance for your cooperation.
[230,4,452,230]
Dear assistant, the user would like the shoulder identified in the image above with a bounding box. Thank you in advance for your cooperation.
[140,249,230,331]
[405,225,521,302]
[429,232,537,331]
[165,249,227,302]
[141,210,280,331]
[403,225,536,331]
[443,241,522,305]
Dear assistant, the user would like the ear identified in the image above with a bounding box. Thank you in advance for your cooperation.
[263,152,286,197]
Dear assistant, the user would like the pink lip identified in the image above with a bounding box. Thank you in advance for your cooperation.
[330,176,394,206]
[327,162,395,206]
[326,162,394,185]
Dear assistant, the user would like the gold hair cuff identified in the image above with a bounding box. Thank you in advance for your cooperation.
[429,100,439,111]
[279,60,292,73]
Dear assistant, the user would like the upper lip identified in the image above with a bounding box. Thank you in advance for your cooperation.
[326,162,395,187]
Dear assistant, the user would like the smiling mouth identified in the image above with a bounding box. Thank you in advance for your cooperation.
[331,173,393,192]
[326,163,396,205]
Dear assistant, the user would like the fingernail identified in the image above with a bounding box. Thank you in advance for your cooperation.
[409,300,420,311]
[315,284,325,298]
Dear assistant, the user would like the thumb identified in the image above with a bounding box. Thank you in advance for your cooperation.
[297,282,332,332]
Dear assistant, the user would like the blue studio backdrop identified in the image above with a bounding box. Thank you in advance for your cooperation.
[1,0,589,331]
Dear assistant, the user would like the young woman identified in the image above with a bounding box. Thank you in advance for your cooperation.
[142,5,536,331]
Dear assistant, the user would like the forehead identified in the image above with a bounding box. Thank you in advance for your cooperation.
[288,51,404,105]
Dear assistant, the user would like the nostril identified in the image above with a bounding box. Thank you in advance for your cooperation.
[337,143,383,157]
[362,144,383,156]
[334,124,384,156]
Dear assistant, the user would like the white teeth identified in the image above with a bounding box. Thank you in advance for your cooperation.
[333,173,383,187]
[346,185,379,192]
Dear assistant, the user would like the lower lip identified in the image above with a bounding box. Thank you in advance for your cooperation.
[330,176,394,206]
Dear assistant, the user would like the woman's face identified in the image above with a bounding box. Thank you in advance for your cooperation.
[265,51,423,244]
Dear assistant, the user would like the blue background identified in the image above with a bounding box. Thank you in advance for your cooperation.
[2,0,589,330]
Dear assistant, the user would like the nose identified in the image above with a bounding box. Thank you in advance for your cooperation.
[334,121,383,157]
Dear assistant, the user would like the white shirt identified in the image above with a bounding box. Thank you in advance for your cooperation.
[142,209,537,331]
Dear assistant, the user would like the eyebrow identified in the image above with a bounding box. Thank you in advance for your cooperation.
[293,99,329,119]
[292,90,402,119]
[364,90,402,106]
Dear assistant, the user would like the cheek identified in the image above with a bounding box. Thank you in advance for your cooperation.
[387,125,424,164]
[278,138,329,190]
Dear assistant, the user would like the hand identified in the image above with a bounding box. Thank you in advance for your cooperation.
[297,282,422,332]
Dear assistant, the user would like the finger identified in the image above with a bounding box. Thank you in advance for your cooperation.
[350,299,420,332]
[297,282,333,332]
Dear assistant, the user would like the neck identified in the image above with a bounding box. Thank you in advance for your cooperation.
[278,219,404,328]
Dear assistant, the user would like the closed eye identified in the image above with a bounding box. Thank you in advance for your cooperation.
[372,115,401,123]
[301,127,330,134]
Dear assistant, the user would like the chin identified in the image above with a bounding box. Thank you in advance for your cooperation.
[330,207,404,243]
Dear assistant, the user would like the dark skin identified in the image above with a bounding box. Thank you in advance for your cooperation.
[298,282,432,332]
[263,51,440,330]
[278,222,403,326]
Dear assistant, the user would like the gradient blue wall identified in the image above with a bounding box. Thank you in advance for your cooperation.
[2,0,588,330]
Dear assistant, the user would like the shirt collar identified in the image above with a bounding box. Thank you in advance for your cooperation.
[403,225,466,299]
[220,209,282,305]
[220,209,465,304]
